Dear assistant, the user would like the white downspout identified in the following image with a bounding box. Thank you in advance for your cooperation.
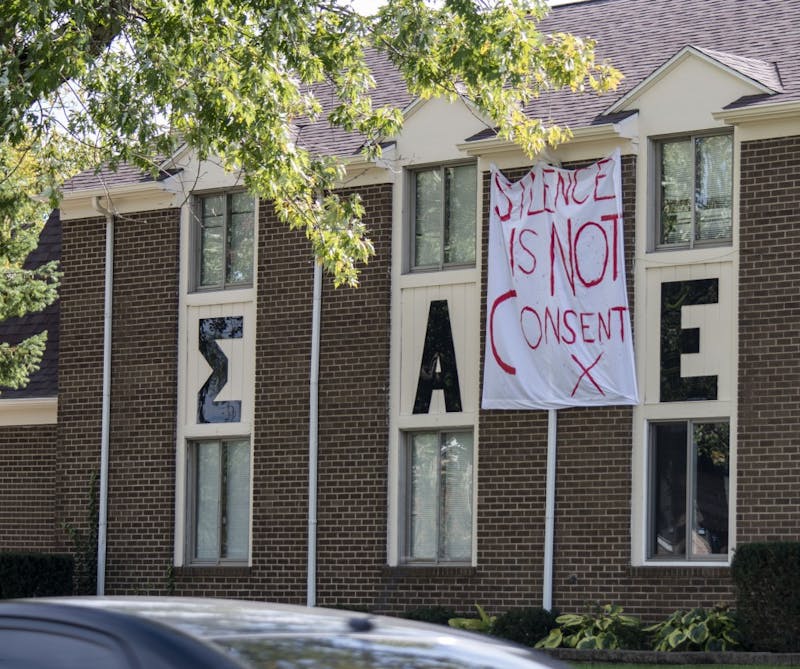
[542,408,557,611]
[91,196,114,596]
[307,260,322,607]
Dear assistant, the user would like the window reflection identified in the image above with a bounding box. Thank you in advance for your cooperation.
[650,420,729,560]
[692,422,729,556]
[407,431,473,563]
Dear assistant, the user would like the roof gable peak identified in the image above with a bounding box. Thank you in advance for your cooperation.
[607,44,782,114]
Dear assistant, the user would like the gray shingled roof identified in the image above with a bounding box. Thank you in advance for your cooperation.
[521,0,798,127]
[693,46,783,93]
[63,162,179,192]
[0,210,60,398]
[62,0,800,190]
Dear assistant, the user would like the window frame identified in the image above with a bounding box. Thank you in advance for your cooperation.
[647,418,730,563]
[400,429,474,566]
[185,437,251,566]
[408,161,478,272]
[652,130,733,251]
[192,189,256,292]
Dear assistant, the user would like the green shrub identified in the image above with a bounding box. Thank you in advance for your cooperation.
[448,604,496,634]
[63,471,99,595]
[645,606,740,651]
[402,605,459,626]
[535,603,643,650]
[492,607,559,647]
[732,541,800,652]
[0,553,74,599]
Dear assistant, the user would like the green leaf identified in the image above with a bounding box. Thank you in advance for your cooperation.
[534,629,563,649]
[667,629,687,649]
[0,0,622,347]
[556,613,585,627]
[688,621,709,645]
[475,603,491,625]
[596,632,615,649]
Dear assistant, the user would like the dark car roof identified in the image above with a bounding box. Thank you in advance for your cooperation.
[0,599,247,669]
[7,597,565,669]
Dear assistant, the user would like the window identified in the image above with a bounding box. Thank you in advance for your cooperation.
[187,438,250,564]
[195,191,255,290]
[655,132,732,248]
[649,420,729,560]
[411,163,477,270]
[403,430,473,564]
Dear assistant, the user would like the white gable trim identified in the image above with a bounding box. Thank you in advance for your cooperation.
[607,45,780,115]
[0,397,57,426]
[713,99,800,125]
[456,113,639,157]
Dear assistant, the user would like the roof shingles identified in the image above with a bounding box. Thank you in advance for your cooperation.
[62,0,800,189]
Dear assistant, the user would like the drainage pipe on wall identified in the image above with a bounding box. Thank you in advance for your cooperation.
[542,408,557,611]
[307,260,322,607]
[91,196,114,596]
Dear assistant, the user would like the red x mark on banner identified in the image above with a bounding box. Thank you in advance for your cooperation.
[570,353,605,397]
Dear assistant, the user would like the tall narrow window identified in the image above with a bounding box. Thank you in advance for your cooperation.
[196,191,255,290]
[188,438,250,564]
[405,430,473,563]
[649,421,729,560]
[656,133,732,248]
[412,164,477,270]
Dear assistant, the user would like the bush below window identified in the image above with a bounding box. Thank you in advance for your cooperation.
[0,552,74,599]
[644,606,740,651]
[732,542,800,652]
[535,604,644,650]
[401,605,459,626]
[492,607,560,647]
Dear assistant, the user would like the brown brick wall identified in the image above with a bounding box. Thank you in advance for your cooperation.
[59,209,180,594]
[174,183,395,602]
[738,134,800,542]
[104,209,181,593]
[58,214,108,554]
[0,425,58,551]
[248,196,315,602]
[315,184,393,609]
[49,144,774,615]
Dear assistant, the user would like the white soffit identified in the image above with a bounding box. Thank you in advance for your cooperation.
[606,45,781,115]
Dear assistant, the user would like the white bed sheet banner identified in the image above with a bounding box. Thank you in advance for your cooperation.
[482,151,639,410]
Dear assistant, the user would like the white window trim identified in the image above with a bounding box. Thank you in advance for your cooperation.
[645,417,730,563]
[632,409,737,567]
[175,193,259,567]
[388,155,482,568]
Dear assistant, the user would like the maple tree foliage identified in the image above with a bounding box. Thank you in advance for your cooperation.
[0,0,620,388]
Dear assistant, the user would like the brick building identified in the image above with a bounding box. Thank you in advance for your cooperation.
[2,0,799,619]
